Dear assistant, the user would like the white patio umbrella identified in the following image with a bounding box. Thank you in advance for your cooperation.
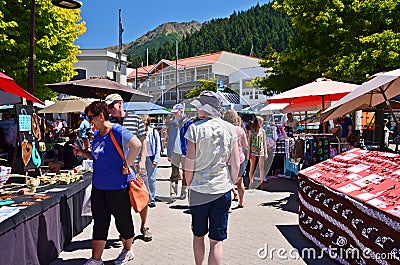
[38,97,92,113]
[259,103,289,115]
[321,69,400,130]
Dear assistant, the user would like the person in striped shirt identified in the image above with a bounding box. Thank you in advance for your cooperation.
[105,93,152,242]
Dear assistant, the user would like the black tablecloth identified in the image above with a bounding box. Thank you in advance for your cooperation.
[0,173,92,265]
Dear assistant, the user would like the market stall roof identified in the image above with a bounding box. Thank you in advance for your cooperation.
[0,72,44,105]
[46,76,152,102]
[266,78,358,111]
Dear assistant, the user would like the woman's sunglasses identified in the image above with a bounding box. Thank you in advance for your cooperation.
[87,114,98,122]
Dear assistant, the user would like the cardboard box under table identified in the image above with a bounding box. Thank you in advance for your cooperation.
[298,148,400,265]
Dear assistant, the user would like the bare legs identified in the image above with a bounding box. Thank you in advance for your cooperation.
[193,236,223,265]
[91,237,133,261]
[91,240,106,260]
[236,177,245,206]
[139,205,148,228]
[259,156,265,189]
[249,155,265,188]
[193,235,205,265]
[249,155,256,184]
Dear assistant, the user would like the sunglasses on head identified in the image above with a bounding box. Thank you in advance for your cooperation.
[107,100,120,109]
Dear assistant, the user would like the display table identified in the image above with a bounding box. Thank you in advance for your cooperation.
[298,148,400,265]
[0,173,92,265]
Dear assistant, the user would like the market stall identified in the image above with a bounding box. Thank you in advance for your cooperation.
[0,171,92,265]
[298,148,400,264]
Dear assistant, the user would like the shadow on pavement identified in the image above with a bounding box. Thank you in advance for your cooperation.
[155,196,175,203]
[276,225,337,265]
[51,258,115,265]
[62,239,121,252]
[263,177,298,193]
[259,193,299,214]
[169,204,189,210]
[50,258,90,265]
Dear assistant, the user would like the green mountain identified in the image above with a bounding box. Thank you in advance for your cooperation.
[111,2,294,65]
[108,21,202,63]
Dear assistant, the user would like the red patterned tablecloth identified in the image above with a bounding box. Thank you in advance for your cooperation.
[298,148,400,265]
[300,148,400,219]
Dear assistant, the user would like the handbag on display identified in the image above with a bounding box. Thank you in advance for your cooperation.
[109,128,149,213]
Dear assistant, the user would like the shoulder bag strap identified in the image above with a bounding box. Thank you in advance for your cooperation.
[109,128,125,161]
[110,128,134,174]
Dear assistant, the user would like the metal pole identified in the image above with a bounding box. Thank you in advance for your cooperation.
[28,0,35,101]
[118,8,123,71]
[135,59,138,89]
[175,40,178,103]
[379,86,400,135]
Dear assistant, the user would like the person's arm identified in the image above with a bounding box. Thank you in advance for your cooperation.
[263,131,268,160]
[347,124,353,139]
[229,141,240,184]
[185,140,196,186]
[247,130,252,159]
[241,128,249,149]
[124,135,142,170]
[153,129,161,165]
[71,144,92,159]
[138,135,147,171]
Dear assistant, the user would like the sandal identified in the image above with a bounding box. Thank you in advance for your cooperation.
[238,203,245,208]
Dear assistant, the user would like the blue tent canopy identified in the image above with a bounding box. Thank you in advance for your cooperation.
[123,102,170,115]
[123,102,165,111]
[134,109,170,115]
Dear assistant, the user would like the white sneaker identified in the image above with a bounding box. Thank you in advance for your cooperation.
[114,249,134,265]
[83,258,103,265]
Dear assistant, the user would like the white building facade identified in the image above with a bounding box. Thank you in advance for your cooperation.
[229,66,268,106]
[73,49,129,85]
[127,51,261,107]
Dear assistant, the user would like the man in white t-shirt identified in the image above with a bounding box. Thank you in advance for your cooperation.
[185,91,240,265]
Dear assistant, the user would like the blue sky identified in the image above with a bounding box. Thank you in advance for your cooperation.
[75,0,271,49]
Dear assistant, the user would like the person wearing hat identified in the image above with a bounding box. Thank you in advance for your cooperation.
[165,102,193,201]
[54,116,64,140]
[74,114,91,150]
[184,90,240,265]
[105,93,152,242]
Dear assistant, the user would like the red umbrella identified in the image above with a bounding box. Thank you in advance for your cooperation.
[266,78,358,111]
[0,72,44,105]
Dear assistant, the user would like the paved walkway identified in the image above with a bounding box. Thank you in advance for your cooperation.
[50,156,336,265]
